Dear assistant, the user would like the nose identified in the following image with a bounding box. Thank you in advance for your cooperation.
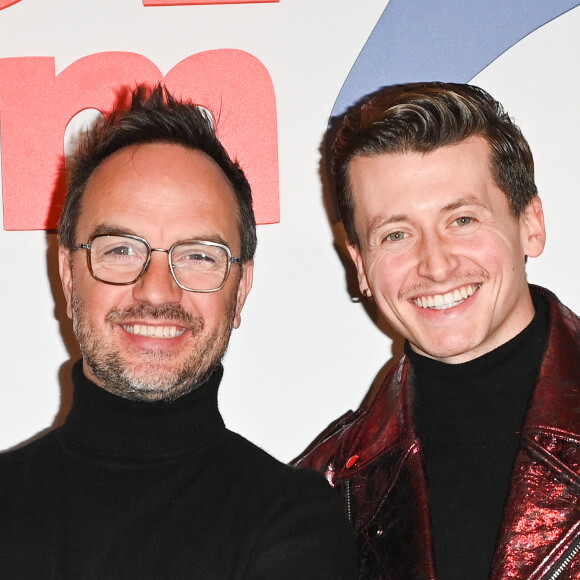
[131,250,183,305]
[416,232,459,282]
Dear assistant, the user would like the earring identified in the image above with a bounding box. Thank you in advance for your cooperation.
[363,289,373,301]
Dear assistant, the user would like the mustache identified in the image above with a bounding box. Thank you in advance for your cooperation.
[106,304,204,333]
[398,271,489,301]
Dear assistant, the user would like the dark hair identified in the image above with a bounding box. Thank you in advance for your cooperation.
[333,82,538,248]
[59,84,256,262]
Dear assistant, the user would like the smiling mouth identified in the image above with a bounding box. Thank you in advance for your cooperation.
[121,324,187,338]
[411,284,481,310]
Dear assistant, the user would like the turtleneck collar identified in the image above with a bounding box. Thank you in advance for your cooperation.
[61,360,226,461]
[408,291,549,443]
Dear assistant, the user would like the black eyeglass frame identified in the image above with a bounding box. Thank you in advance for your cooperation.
[76,233,241,293]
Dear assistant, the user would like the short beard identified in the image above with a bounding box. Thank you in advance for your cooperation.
[71,293,236,403]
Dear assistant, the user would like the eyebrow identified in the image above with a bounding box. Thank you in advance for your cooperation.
[366,214,408,238]
[440,196,488,213]
[87,224,230,247]
[367,196,488,231]
[88,224,138,239]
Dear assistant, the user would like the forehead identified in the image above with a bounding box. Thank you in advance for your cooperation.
[349,137,506,220]
[77,143,240,248]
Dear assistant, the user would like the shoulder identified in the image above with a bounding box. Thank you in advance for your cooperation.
[0,428,60,462]
[292,355,413,480]
[222,429,339,493]
[291,409,364,475]
[217,429,352,523]
[0,430,62,493]
[216,431,358,578]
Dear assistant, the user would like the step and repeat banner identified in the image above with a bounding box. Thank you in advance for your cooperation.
[1,0,579,460]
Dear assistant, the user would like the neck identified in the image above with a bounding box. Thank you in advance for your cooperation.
[409,290,549,441]
[61,360,226,461]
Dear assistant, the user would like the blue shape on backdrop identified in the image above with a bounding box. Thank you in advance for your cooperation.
[333,0,580,117]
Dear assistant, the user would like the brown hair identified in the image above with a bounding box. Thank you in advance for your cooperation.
[333,82,537,248]
[59,85,256,262]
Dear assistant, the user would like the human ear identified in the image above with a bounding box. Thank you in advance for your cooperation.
[233,260,254,329]
[58,246,74,320]
[521,196,546,259]
[346,243,372,300]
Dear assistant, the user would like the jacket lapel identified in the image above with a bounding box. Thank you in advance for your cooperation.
[492,292,580,579]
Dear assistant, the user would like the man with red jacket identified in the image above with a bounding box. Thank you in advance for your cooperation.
[296,82,580,579]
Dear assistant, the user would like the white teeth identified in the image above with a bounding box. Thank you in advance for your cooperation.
[412,284,480,310]
[122,324,185,338]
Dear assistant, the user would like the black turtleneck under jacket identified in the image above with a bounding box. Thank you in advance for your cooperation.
[0,361,357,579]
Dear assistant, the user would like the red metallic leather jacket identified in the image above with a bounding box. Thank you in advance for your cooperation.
[295,287,580,579]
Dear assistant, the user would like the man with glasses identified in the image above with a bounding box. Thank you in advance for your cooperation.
[0,85,356,579]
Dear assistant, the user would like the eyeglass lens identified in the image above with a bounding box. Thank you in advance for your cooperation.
[89,235,230,291]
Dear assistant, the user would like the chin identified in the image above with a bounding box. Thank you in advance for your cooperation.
[415,335,483,363]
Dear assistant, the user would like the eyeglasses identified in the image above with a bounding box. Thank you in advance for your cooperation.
[76,234,241,293]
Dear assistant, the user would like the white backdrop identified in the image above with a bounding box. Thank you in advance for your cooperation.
[0,0,578,461]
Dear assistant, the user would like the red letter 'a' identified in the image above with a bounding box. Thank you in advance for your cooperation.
[0,50,279,230]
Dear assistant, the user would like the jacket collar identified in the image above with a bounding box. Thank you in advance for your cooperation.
[334,356,414,477]
[336,285,580,478]
[492,287,580,579]
[523,286,580,436]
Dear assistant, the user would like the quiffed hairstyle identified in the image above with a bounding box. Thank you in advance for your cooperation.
[59,84,257,262]
[333,82,538,248]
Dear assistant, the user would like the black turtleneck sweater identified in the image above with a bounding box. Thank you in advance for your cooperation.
[0,362,357,579]
[408,293,549,580]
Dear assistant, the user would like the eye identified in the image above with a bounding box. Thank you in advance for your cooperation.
[453,216,474,227]
[91,236,148,267]
[105,245,135,256]
[173,250,219,271]
[384,231,408,242]
[186,253,215,264]
[100,243,144,261]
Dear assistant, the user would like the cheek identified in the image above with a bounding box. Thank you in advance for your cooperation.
[180,293,223,323]
[72,278,129,322]
[365,254,409,296]
[469,225,523,257]
[465,236,517,272]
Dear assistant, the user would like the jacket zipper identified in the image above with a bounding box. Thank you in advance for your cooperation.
[543,533,580,579]
[344,479,353,524]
